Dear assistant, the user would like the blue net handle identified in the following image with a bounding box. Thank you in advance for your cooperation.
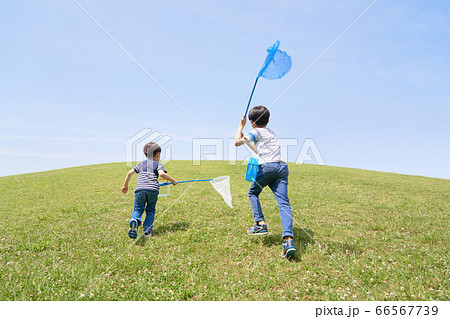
[244,77,259,117]
[244,41,288,116]
[159,179,213,186]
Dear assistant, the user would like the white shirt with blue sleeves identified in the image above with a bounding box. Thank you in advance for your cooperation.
[244,127,285,164]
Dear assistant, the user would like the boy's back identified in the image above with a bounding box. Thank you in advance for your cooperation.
[134,159,166,192]
[245,127,284,164]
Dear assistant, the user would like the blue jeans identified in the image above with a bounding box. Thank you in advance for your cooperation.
[248,162,294,238]
[130,190,159,233]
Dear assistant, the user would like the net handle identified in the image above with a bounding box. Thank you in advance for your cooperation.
[244,41,280,116]
[244,77,259,117]
[159,179,213,186]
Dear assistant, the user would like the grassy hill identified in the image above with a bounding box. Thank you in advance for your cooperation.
[0,161,448,301]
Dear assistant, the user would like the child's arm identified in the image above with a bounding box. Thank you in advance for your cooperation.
[245,140,257,153]
[235,116,247,146]
[121,169,136,193]
[159,170,178,185]
[235,116,256,153]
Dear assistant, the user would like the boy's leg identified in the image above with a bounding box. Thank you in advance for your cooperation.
[142,191,159,235]
[129,191,146,239]
[268,163,294,239]
[130,191,146,226]
[248,164,278,224]
[248,179,267,224]
[247,165,275,235]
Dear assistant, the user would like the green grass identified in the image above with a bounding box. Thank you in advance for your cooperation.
[0,161,448,301]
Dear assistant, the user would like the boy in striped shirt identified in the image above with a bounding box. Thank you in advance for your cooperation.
[122,142,177,239]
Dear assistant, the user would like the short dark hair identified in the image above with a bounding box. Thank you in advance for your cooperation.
[143,142,161,158]
[248,106,270,126]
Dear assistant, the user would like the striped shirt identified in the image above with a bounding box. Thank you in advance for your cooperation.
[133,159,167,192]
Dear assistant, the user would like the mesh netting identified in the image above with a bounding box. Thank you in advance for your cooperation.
[210,176,233,208]
[158,184,171,197]
[258,41,292,80]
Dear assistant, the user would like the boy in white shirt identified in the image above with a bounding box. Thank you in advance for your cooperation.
[235,106,295,259]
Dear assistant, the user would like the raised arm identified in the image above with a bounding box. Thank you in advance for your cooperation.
[235,116,247,146]
[122,168,135,193]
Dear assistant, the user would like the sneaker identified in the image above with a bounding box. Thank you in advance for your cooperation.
[282,239,296,259]
[247,223,269,236]
[128,219,138,239]
[144,230,154,239]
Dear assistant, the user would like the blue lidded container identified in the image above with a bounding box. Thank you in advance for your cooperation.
[245,157,259,182]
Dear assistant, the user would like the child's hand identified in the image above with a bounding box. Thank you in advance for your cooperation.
[172,180,178,186]
[239,116,247,128]
[121,186,128,194]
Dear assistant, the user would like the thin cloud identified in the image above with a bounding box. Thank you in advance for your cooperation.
[0,150,107,160]
[0,135,124,143]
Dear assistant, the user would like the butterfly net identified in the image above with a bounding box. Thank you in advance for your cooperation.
[210,176,233,208]
[258,41,292,80]
[158,176,233,208]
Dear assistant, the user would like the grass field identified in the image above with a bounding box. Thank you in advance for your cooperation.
[0,161,448,301]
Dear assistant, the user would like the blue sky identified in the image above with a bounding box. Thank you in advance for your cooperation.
[1,0,449,179]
